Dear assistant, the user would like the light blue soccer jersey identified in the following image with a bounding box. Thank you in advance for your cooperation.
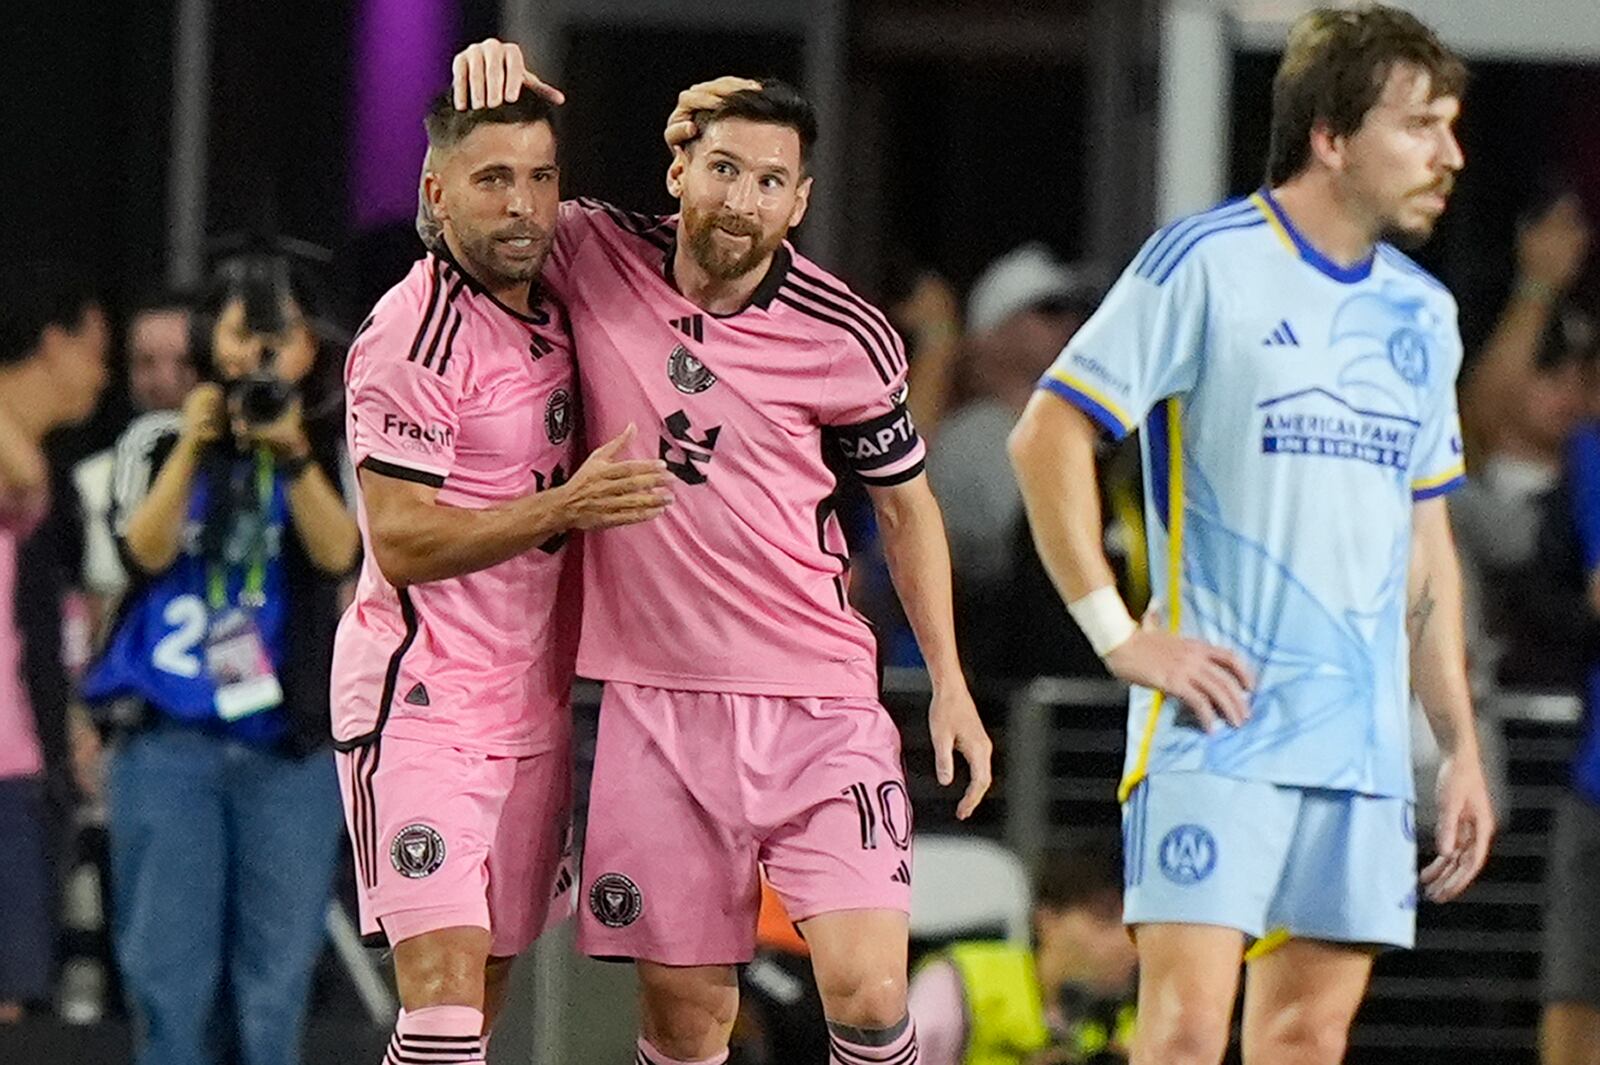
[1043,189,1466,802]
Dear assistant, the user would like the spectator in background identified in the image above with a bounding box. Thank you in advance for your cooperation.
[0,262,111,1024]
[73,293,198,641]
[909,836,1136,1065]
[1533,394,1600,1065]
[920,244,1140,680]
[82,253,356,1065]
[1455,194,1591,591]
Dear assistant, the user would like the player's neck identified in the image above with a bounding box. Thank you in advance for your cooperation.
[1269,177,1380,268]
[671,243,768,316]
[441,231,534,316]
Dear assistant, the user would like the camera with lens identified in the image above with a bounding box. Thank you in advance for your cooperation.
[223,256,299,426]
[232,354,296,425]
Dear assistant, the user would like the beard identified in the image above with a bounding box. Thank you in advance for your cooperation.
[450,219,552,286]
[682,204,786,282]
[1379,175,1454,250]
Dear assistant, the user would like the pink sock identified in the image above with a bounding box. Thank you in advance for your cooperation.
[384,1005,486,1065]
[827,1016,918,1065]
[635,1037,730,1065]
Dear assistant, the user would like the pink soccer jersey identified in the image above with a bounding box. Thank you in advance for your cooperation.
[544,200,926,697]
[332,249,580,756]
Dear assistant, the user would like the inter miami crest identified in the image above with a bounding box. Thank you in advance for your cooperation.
[545,388,573,445]
[588,872,643,928]
[667,345,717,395]
[390,823,446,879]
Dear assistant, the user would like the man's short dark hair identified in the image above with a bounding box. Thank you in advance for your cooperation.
[692,79,818,169]
[1035,834,1123,913]
[0,262,98,368]
[1267,3,1466,186]
[424,91,558,152]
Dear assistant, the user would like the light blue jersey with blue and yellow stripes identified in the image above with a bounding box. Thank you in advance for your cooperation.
[1043,190,1465,802]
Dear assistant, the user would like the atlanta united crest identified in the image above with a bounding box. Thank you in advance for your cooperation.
[545,388,573,445]
[667,345,717,394]
[589,872,643,928]
[390,823,446,879]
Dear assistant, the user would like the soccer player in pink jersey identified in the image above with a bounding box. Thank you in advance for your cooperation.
[333,92,671,1065]
[453,43,994,1065]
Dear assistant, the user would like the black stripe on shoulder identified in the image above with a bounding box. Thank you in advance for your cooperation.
[775,288,891,386]
[406,258,445,363]
[357,456,446,489]
[579,197,673,252]
[782,274,901,380]
[433,313,465,377]
[787,264,906,373]
[420,277,466,370]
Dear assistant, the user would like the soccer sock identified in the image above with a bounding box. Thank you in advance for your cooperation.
[635,1037,730,1065]
[827,1015,918,1065]
[385,1005,486,1065]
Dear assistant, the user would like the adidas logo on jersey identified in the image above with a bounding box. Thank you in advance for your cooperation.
[1261,320,1300,347]
[669,314,705,343]
[891,860,911,885]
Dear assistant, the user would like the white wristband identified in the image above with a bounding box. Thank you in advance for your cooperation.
[1068,586,1138,658]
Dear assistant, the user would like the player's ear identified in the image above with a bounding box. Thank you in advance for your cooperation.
[666,146,688,199]
[423,169,449,221]
[1308,120,1345,174]
[788,174,814,229]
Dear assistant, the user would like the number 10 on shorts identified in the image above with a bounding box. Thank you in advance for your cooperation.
[844,780,912,851]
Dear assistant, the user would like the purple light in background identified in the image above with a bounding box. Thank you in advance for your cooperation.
[350,0,458,230]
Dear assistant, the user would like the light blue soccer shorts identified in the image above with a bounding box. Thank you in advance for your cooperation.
[1121,771,1418,949]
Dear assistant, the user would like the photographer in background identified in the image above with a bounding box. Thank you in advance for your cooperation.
[83,253,357,1065]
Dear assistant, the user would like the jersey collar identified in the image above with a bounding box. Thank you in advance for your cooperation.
[661,237,792,317]
[431,241,546,325]
[1255,188,1375,285]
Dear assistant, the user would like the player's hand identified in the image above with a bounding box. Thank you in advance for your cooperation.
[558,424,673,530]
[452,39,565,110]
[1420,750,1496,903]
[929,683,992,821]
[664,76,763,150]
[180,384,226,447]
[1517,193,1591,293]
[1103,608,1254,732]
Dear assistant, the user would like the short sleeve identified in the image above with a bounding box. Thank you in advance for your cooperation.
[1410,311,1467,501]
[346,305,464,489]
[819,324,927,488]
[1039,236,1209,440]
[109,411,182,538]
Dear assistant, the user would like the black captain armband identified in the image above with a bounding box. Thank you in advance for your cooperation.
[825,401,925,487]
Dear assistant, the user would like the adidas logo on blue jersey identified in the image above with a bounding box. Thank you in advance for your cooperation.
[1261,319,1301,348]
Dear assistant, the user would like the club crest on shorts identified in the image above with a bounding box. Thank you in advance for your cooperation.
[589,872,643,928]
[667,345,717,394]
[545,388,573,445]
[1158,824,1217,885]
[390,823,446,879]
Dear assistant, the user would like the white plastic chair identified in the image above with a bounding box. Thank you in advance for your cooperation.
[910,834,1033,946]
